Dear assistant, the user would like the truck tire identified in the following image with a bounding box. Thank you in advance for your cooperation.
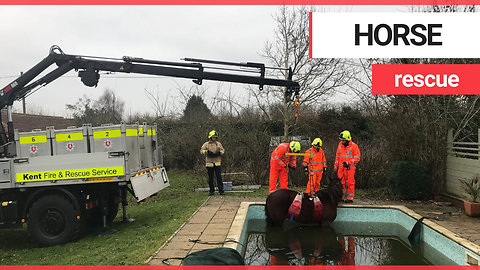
[27,195,81,246]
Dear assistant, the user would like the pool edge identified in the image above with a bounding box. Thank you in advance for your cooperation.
[224,201,257,250]
[224,202,480,261]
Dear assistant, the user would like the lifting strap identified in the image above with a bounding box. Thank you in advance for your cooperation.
[288,193,303,221]
[287,193,323,223]
[312,196,324,223]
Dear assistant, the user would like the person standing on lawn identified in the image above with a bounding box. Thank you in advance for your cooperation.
[200,130,225,196]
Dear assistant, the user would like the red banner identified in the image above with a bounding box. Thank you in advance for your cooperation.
[372,64,480,95]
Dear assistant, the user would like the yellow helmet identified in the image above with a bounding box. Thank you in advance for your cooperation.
[312,138,323,148]
[289,141,301,153]
[208,130,218,139]
[339,130,351,141]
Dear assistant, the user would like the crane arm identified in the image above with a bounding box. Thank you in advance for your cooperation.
[0,46,300,150]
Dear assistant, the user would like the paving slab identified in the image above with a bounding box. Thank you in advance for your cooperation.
[201,228,229,236]
[149,258,181,266]
[198,234,229,242]
[175,229,202,237]
[163,241,195,250]
[148,196,249,265]
[214,210,236,216]
[210,216,235,224]
[205,223,232,230]
[191,243,223,249]
[167,235,197,243]
[187,215,214,224]
[154,249,190,259]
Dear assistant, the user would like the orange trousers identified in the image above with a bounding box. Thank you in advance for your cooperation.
[269,162,288,193]
[306,171,323,193]
[337,167,356,200]
[339,237,356,265]
[270,254,288,265]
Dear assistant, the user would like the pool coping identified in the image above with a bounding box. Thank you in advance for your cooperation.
[224,202,480,258]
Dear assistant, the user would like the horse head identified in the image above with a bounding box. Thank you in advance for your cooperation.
[326,172,343,204]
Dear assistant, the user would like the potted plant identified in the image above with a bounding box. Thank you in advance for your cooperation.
[459,176,480,217]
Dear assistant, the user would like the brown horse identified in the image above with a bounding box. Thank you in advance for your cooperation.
[265,174,343,226]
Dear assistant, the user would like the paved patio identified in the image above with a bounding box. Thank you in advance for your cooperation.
[147,196,264,265]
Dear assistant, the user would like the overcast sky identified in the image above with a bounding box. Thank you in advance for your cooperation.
[0,6,402,118]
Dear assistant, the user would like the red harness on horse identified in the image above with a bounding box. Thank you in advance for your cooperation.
[287,193,323,222]
[288,193,303,221]
[312,196,324,223]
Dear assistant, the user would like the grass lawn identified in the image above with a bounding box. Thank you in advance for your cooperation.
[0,171,207,265]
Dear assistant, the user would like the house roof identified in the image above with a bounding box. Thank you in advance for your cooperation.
[1,111,75,132]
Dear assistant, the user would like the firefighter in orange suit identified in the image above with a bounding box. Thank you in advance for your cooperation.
[269,141,301,194]
[302,138,327,194]
[334,130,361,203]
[339,236,356,265]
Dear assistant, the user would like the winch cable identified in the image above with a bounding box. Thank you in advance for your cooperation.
[188,238,244,247]
[161,238,244,265]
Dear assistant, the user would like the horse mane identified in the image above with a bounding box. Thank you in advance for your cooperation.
[317,174,343,205]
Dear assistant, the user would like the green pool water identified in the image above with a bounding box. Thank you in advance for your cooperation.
[243,223,451,265]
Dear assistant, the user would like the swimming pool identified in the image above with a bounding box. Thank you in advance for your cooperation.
[224,203,480,266]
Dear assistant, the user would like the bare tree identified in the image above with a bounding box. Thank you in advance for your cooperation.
[256,6,350,139]
[66,88,125,126]
[172,82,247,118]
[144,86,171,122]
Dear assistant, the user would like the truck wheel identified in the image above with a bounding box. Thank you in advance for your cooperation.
[27,195,81,246]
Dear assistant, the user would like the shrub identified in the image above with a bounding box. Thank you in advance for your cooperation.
[459,176,480,202]
[389,161,430,200]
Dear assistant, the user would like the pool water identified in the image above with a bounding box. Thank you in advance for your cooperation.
[242,220,455,265]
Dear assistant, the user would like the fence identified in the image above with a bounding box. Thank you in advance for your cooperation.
[446,129,480,200]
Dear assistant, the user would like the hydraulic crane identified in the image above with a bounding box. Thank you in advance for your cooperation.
[0,45,300,157]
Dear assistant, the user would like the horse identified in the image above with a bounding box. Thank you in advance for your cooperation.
[265,173,343,227]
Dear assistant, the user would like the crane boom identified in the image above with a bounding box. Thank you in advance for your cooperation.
[0,46,300,152]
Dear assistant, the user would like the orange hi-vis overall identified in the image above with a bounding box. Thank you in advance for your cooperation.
[269,142,297,193]
[302,147,327,193]
[334,141,361,201]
